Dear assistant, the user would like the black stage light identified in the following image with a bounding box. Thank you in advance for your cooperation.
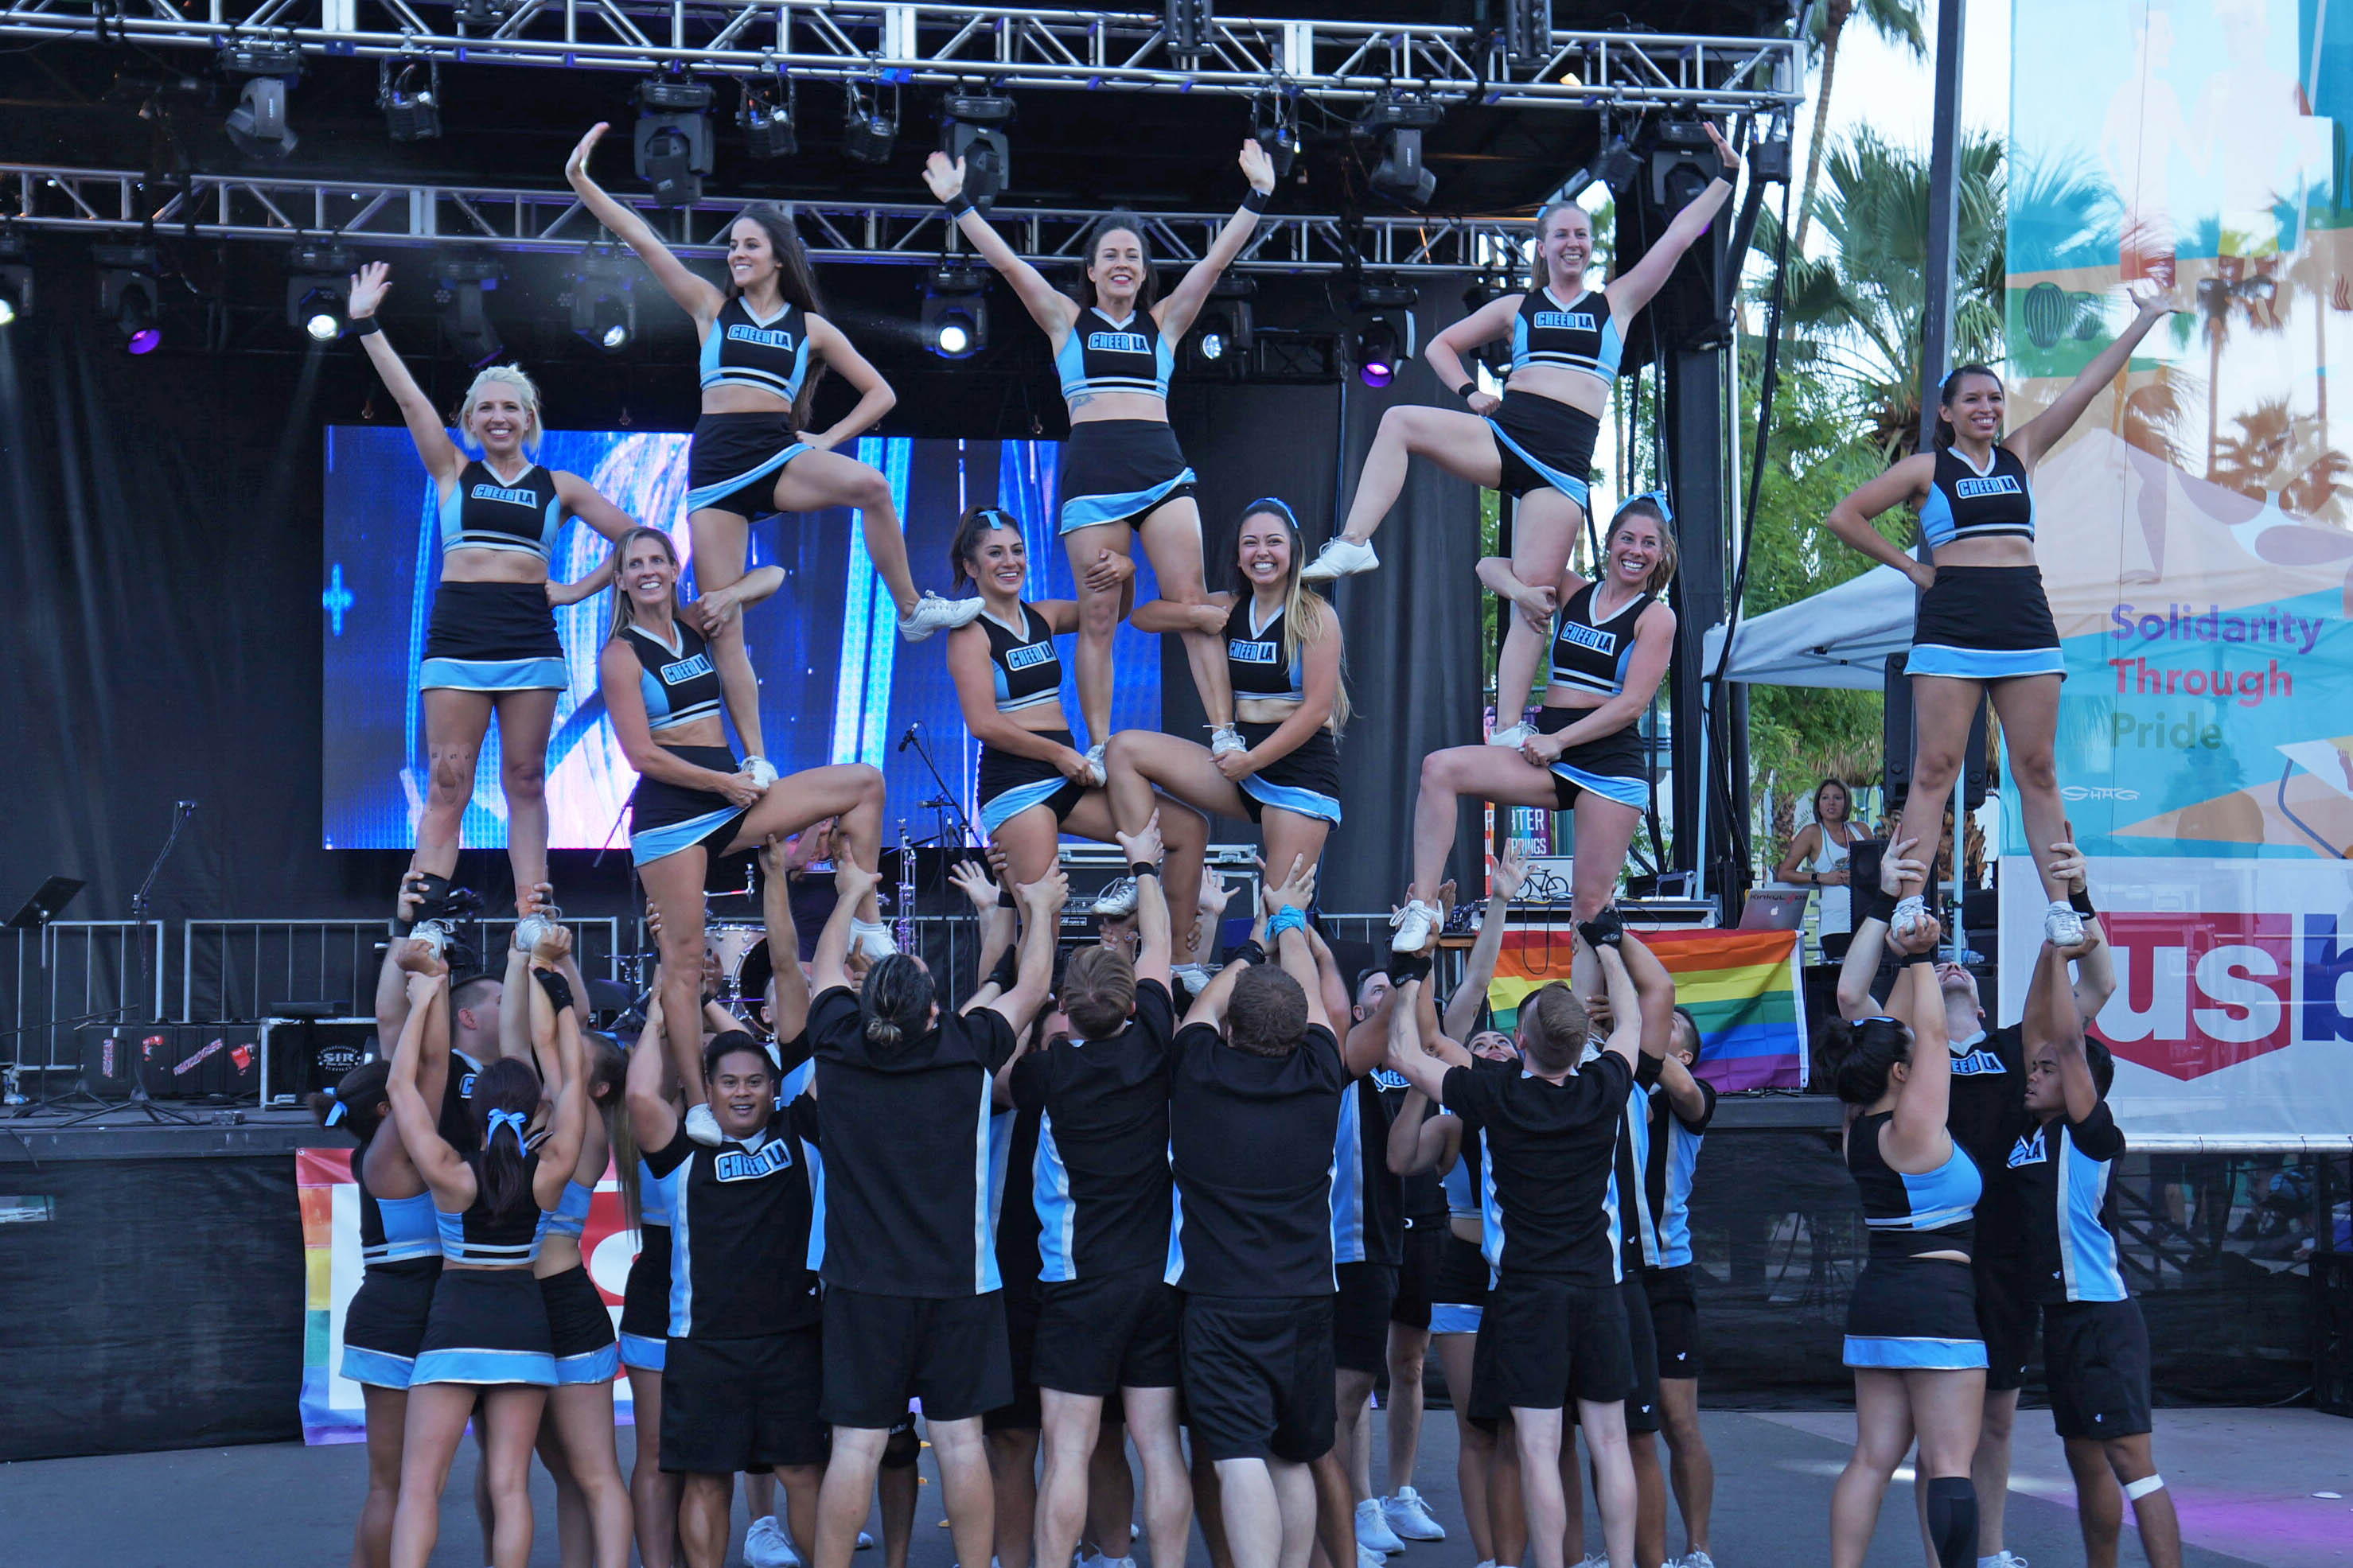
[942,92,1015,214]
[438,256,506,367]
[1350,279,1417,389]
[741,80,797,160]
[285,242,358,341]
[220,41,302,161]
[1360,92,1445,206]
[1646,117,1720,216]
[1166,0,1213,64]
[1186,275,1255,373]
[1251,90,1299,181]
[455,0,516,29]
[636,76,715,208]
[842,82,898,165]
[379,58,441,142]
[1354,317,1401,387]
[1504,0,1553,64]
[921,264,988,360]
[95,243,162,354]
[571,246,636,353]
[0,232,29,327]
[1560,130,1642,204]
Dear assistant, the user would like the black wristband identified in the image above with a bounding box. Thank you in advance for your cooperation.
[1457,380,1478,400]
[1229,939,1267,969]
[2069,888,2097,916]
[988,945,1019,992]
[349,315,383,337]
[997,880,1018,909]
[1130,862,1159,881]
[1387,951,1435,986]
[533,968,575,1013]
[944,194,974,220]
[1900,951,1935,969]
[1241,187,1270,213]
[1861,887,1899,928]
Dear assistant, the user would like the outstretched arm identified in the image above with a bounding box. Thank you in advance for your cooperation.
[812,862,875,997]
[625,1003,680,1150]
[1603,123,1739,318]
[564,123,726,325]
[1119,818,1173,992]
[761,838,812,1042]
[387,968,469,1200]
[1884,934,1954,1158]
[1155,140,1276,339]
[2006,290,2179,472]
[1613,930,1678,1063]
[1446,845,1527,1039]
[2036,943,2100,1123]
[345,263,466,485]
[987,873,1069,1035]
[921,153,1080,337]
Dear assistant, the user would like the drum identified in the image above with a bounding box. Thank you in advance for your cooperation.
[705,924,766,1004]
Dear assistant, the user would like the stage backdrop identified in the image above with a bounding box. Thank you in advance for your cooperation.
[321,432,1158,852]
[2003,0,2353,1141]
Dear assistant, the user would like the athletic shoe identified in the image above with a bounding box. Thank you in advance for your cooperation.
[411,919,454,959]
[1381,1488,1446,1542]
[1574,1555,1609,1568]
[1355,1497,1405,1554]
[1210,726,1248,758]
[743,756,780,789]
[1677,1554,1719,1568]
[1301,536,1379,582]
[685,1102,724,1147]
[1889,894,1927,940]
[1093,877,1139,918]
[1354,1545,1385,1568]
[745,1515,799,1568]
[1979,1553,2029,1568]
[856,1533,875,1551]
[1389,899,1441,954]
[1170,963,1211,994]
[1084,743,1108,788]
[1486,722,1529,749]
[512,912,561,955]
[850,918,898,962]
[898,593,986,641]
[2043,902,2086,947]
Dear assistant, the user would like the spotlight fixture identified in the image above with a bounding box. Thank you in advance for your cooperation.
[1503,0,1553,64]
[1184,275,1254,374]
[378,58,441,142]
[95,243,162,354]
[1644,117,1720,216]
[921,264,988,360]
[635,76,715,208]
[941,91,1015,214]
[842,80,899,165]
[1359,92,1445,206]
[220,41,302,161]
[1250,90,1299,181]
[454,0,516,29]
[0,232,29,327]
[740,79,797,160]
[438,256,506,367]
[1561,128,1642,204]
[1165,1,1214,66]
[285,241,358,342]
[571,245,637,354]
[1350,279,1417,389]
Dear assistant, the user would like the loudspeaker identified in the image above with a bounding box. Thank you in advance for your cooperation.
[1881,654,1992,814]
[77,1023,263,1099]
[260,1017,379,1106]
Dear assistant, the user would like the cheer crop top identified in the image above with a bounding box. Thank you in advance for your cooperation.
[1847,1111,1981,1257]
[1919,445,2036,550]
[539,1177,595,1241]
[436,1149,548,1266]
[358,1163,442,1267]
[980,605,1064,714]
[440,459,565,558]
[1510,287,1623,386]
[623,620,723,734]
[1548,583,1652,699]
[1225,597,1304,702]
[700,296,812,403]
[1056,307,1174,403]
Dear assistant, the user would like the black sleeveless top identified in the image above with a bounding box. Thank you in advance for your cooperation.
[621,620,723,736]
[699,296,812,403]
[356,1154,442,1268]
[1919,445,2036,551]
[980,605,1063,714]
[1225,598,1304,702]
[1510,286,1623,386]
[434,1147,547,1266]
[1056,307,1175,402]
[438,459,564,559]
[1548,583,1652,698]
[1846,1110,1982,1259]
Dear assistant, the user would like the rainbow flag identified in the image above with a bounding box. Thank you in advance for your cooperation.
[1485,924,1808,1091]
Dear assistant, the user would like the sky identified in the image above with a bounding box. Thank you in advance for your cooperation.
[1795,0,2014,168]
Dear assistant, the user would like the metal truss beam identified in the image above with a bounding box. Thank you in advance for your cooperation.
[1,162,1543,274]
[0,3,1802,111]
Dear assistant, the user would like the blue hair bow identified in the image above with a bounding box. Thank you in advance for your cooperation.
[1241,496,1299,530]
[486,1108,528,1145]
[324,1095,348,1126]
[1628,488,1674,524]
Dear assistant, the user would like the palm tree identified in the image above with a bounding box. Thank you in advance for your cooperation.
[1796,0,1929,251]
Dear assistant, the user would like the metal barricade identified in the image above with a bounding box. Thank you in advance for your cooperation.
[181,919,629,1023]
[0,920,165,1080]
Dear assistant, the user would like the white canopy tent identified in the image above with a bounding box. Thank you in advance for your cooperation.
[1700,564,1916,688]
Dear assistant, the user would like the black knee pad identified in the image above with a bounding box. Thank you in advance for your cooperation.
[1923,1476,1978,1568]
[880,1426,920,1470]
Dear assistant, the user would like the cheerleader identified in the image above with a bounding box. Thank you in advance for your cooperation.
[598,526,890,1140]
[1819,290,2179,945]
[921,141,1276,779]
[384,953,590,1568]
[347,262,636,917]
[1102,499,1346,986]
[563,126,975,650]
[944,505,1208,916]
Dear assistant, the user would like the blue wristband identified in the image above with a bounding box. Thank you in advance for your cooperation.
[1267,905,1307,940]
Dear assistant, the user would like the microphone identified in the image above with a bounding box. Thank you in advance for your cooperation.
[176,800,199,815]
[897,721,923,753]
[919,796,953,810]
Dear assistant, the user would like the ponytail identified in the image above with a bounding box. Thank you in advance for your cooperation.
[1833,1017,1914,1106]
[310,1059,392,1143]
[469,1057,543,1222]
[859,954,937,1052]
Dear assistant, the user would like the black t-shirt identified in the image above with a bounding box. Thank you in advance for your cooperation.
[1443,1052,1633,1285]
[1946,1022,2027,1255]
[1167,1020,1349,1298]
[644,1110,820,1338]
[804,986,1020,1298]
[1375,1068,1448,1223]
[1010,979,1176,1282]
[2009,1100,2130,1305]
[991,1103,1044,1308]
[1334,1073,1404,1266]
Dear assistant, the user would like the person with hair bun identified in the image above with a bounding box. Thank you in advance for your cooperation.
[922,140,1275,778]
[1820,288,2178,951]
[564,125,977,646]
[345,260,638,919]
[801,862,1066,1568]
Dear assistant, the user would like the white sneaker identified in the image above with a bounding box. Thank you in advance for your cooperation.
[1678,1553,1720,1568]
[1171,962,1212,991]
[2043,902,2085,947]
[684,1102,723,1147]
[1356,1497,1405,1554]
[1381,1487,1446,1542]
[746,1515,800,1568]
[898,592,985,641]
[1093,877,1139,918]
[856,1532,875,1551]
[1890,893,1926,939]
[743,756,780,789]
[1083,742,1108,788]
[1210,726,1247,758]
[1389,899,1440,953]
[1487,722,1529,749]
[1574,1555,1609,1568]
[1354,1546,1386,1568]
[1980,1552,2029,1568]
[1301,535,1379,582]
[850,917,898,962]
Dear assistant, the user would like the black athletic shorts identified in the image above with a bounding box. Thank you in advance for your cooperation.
[1333,1263,1399,1376]
[2043,1298,2152,1441]
[1179,1293,1336,1464]
[1533,708,1650,813]
[1469,1271,1634,1418]
[985,1282,1042,1434]
[977,733,1087,838]
[1058,419,1195,534]
[1975,1259,2039,1393]
[1034,1266,1182,1397]
[660,1327,827,1475]
[341,1259,442,1389]
[1642,1263,1700,1380]
[820,1286,1012,1429]
[1389,1219,1445,1330]
[1233,723,1343,827]
[1617,1271,1661,1434]
[1485,390,1599,506]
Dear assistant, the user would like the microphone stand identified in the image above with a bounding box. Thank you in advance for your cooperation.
[65,800,200,1126]
[901,730,978,848]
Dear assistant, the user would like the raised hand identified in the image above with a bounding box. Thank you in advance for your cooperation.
[1491,839,1532,901]
[1115,815,1165,870]
[947,857,1001,915]
[564,123,611,188]
[922,151,968,204]
[1238,138,1276,195]
[1880,835,1926,899]
[347,260,392,320]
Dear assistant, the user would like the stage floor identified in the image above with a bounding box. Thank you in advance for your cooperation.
[1,1407,2339,1567]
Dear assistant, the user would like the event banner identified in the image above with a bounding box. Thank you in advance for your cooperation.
[2004,0,2353,1141]
[296,1148,637,1444]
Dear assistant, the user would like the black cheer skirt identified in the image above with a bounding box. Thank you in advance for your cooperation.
[979,731,1088,835]
[412,1266,557,1387]
[1533,706,1650,811]
[1233,722,1342,826]
[421,580,567,692]
[1908,564,2065,682]
[685,411,810,520]
[629,744,750,867]
[340,1257,443,1389]
[1059,420,1196,534]
[1486,391,1600,506]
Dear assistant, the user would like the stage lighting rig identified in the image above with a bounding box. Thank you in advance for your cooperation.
[1560,126,1642,204]
[941,92,1015,214]
[1185,275,1254,374]
[1643,117,1720,216]
[437,256,506,367]
[921,264,988,360]
[454,0,518,29]
[378,58,441,142]
[635,76,715,208]
[0,232,29,327]
[1504,1,1553,64]
[740,79,798,160]
[96,243,162,354]
[1250,90,1299,181]
[1350,279,1417,389]
[220,41,302,161]
[571,245,636,354]
[285,242,357,342]
[842,80,899,165]
[1359,92,1444,206]
[1166,1,1213,67]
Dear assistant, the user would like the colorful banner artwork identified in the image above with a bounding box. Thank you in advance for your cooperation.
[296,1148,637,1444]
[2004,0,2353,1141]
[1486,925,1807,1091]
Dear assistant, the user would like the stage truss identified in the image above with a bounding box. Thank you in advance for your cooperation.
[0,3,1801,111]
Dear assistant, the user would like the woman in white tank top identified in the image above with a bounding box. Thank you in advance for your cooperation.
[1777,778,1862,959]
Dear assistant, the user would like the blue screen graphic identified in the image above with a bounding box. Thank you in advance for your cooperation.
[320,428,1162,850]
